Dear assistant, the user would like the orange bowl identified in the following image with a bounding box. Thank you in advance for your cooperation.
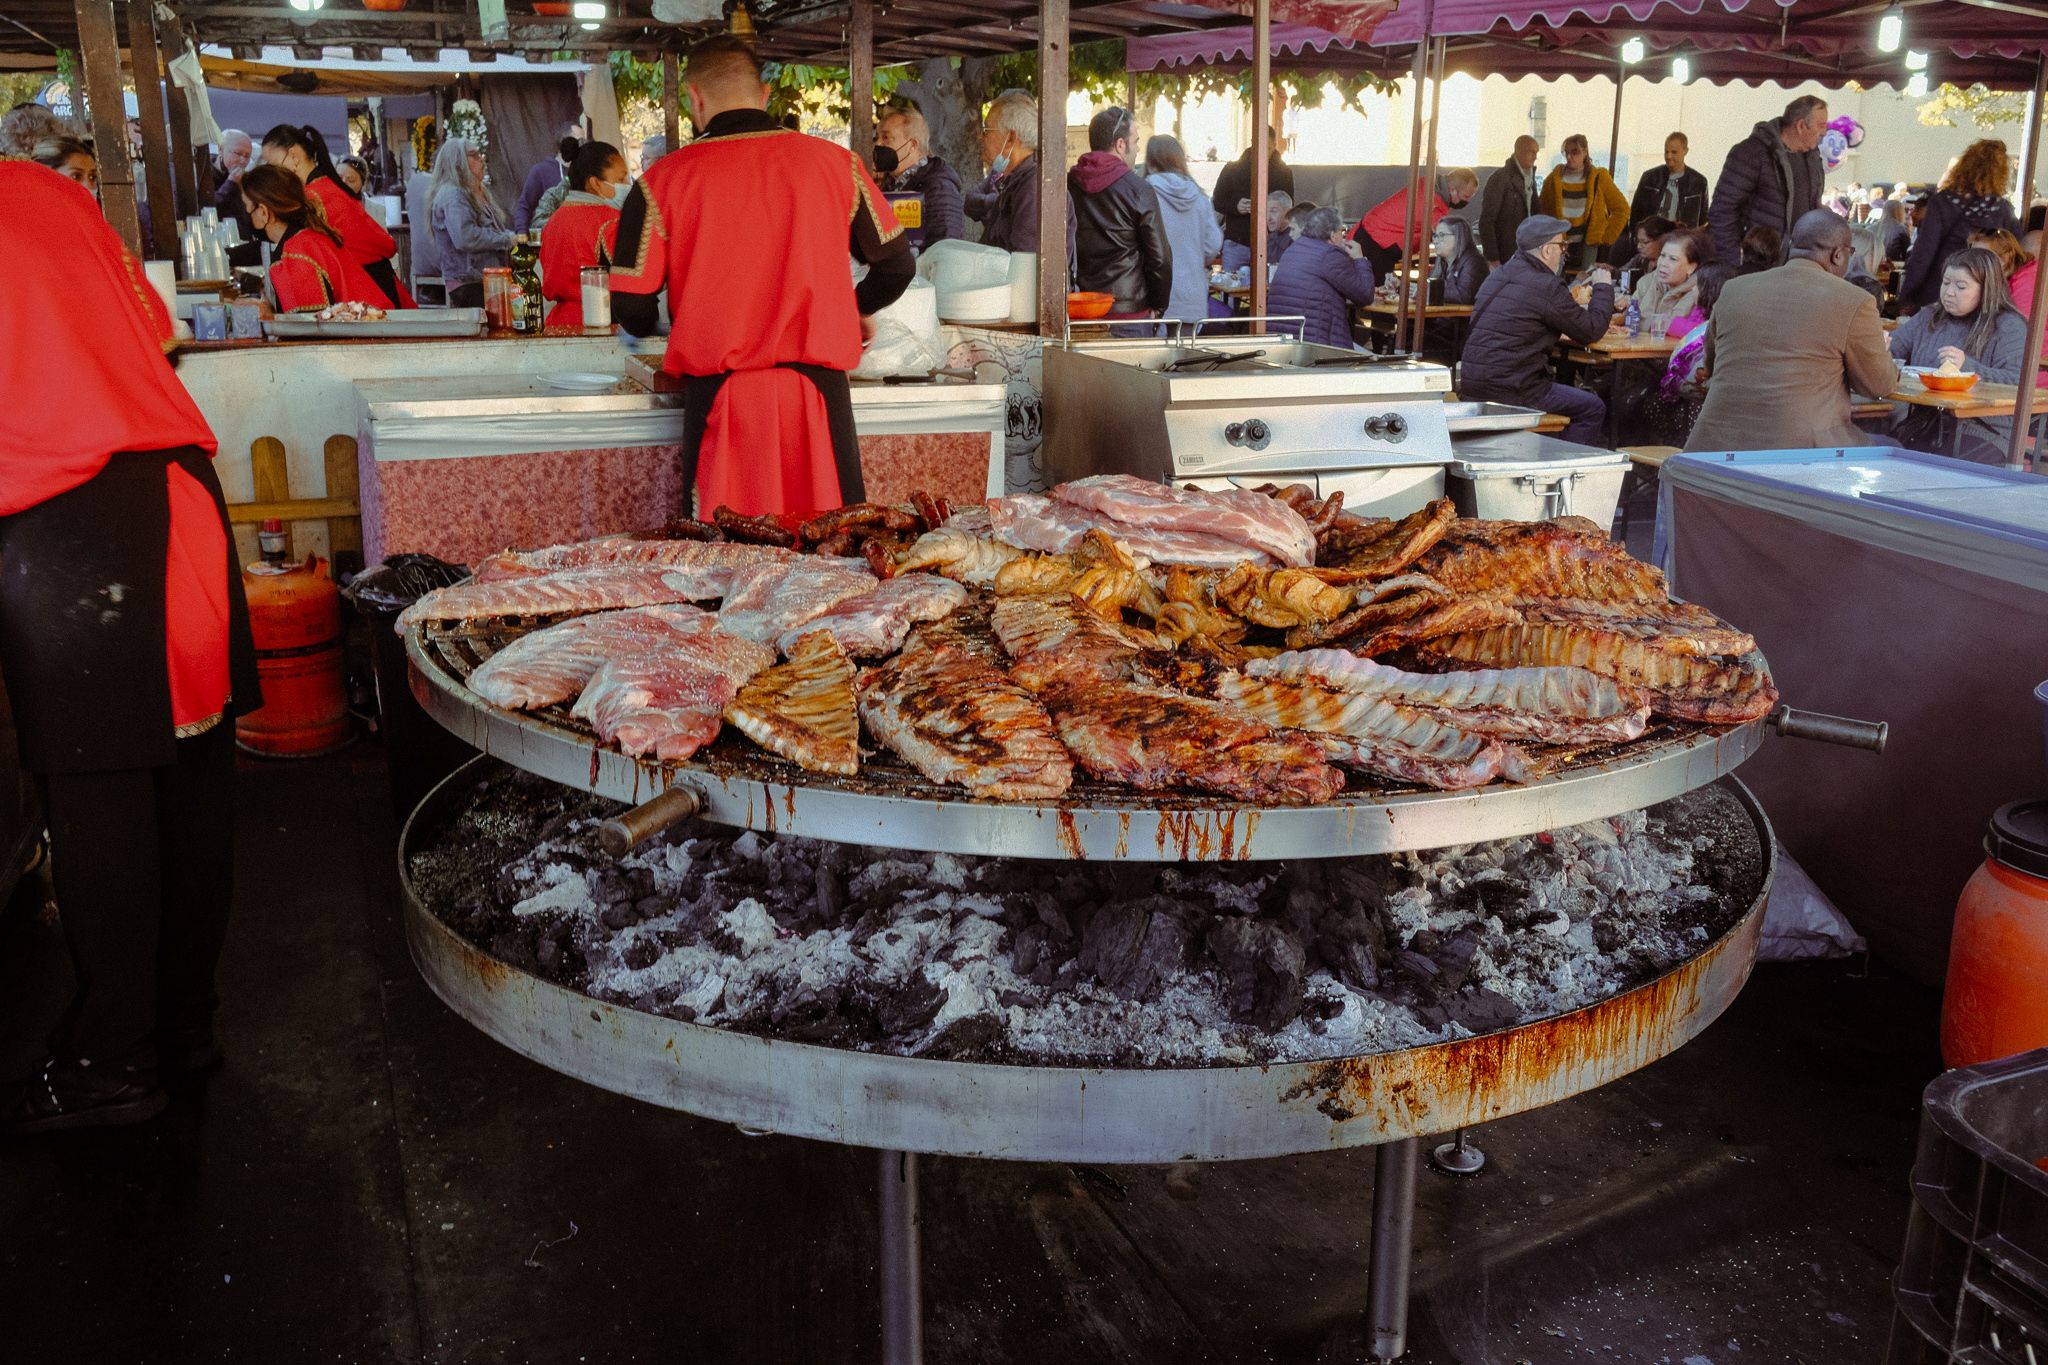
[1067,291,1115,319]
[1918,369,1980,392]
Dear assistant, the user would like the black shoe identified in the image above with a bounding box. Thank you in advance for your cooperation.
[2,1056,169,1136]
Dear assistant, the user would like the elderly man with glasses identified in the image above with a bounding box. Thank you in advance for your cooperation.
[1068,106,1173,325]
[874,106,964,249]
[1458,214,1618,447]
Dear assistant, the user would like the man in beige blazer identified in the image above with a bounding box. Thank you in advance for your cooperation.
[1686,210,1902,452]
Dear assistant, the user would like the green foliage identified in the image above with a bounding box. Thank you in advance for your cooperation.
[604,50,905,134]
[0,73,46,111]
[607,51,663,109]
[987,39,1393,112]
[1917,83,2029,129]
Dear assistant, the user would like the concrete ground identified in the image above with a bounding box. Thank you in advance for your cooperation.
[0,742,1939,1364]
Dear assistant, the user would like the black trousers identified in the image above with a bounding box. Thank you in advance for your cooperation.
[1357,235,1403,284]
[448,281,484,309]
[38,723,235,1064]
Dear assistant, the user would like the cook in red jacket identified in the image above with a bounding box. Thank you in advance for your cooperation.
[260,123,415,307]
[539,140,626,330]
[239,165,392,313]
[0,163,260,1135]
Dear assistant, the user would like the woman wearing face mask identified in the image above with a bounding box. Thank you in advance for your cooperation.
[1888,246,2028,461]
[1538,134,1630,270]
[260,124,411,307]
[1630,227,1714,337]
[1429,216,1488,304]
[240,165,390,314]
[538,141,626,330]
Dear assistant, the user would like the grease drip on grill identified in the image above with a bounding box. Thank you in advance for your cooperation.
[409,772,1760,1067]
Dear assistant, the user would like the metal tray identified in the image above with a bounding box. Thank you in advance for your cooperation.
[264,307,484,339]
[405,620,1767,862]
[399,757,1775,1162]
[1442,401,1546,434]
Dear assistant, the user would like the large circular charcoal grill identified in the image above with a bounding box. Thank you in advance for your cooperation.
[399,610,1873,1362]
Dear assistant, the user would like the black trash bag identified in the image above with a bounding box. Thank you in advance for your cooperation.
[341,553,470,613]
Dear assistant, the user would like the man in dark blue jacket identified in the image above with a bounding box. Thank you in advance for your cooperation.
[1269,206,1376,348]
[1460,214,1616,446]
[876,107,965,248]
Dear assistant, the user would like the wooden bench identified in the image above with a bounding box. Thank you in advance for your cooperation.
[1619,444,1681,469]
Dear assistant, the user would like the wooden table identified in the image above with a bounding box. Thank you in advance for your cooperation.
[1564,331,1679,445]
[1863,378,2048,458]
[1357,300,1474,361]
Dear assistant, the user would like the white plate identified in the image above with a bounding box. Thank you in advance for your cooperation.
[537,371,620,392]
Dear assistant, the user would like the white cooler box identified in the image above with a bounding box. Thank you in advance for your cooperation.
[1445,432,1629,525]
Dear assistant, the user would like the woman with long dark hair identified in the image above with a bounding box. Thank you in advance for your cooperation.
[1428,214,1489,304]
[240,164,390,313]
[0,163,259,1133]
[260,124,412,307]
[1889,245,2029,460]
[537,141,626,329]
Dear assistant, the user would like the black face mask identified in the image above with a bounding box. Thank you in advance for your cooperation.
[873,145,899,177]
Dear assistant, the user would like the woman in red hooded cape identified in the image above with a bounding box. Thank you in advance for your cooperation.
[0,162,260,1135]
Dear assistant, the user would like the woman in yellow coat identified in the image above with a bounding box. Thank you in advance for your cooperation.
[1540,134,1631,269]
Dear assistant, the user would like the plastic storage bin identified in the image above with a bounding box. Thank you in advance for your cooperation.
[1445,431,1629,528]
[1886,1047,2048,1363]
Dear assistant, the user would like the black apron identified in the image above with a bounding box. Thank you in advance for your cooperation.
[0,446,260,774]
[678,362,864,514]
[364,257,406,310]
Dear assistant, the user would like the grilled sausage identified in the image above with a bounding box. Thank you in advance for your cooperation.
[713,506,798,547]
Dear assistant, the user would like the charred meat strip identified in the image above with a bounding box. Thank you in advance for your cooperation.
[712,506,799,547]
[466,605,715,710]
[1246,649,1650,746]
[1051,473,1318,567]
[1211,675,1523,790]
[857,622,1074,800]
[470,537,794,585]
[1341,596,1527,658]
[724,631,860,776]
[1314,498,1457,578]
[1422,623,1780,724]
[1510,596,1756,657]
[1415,520,1668,604]
[570,628,776,761]
[800,502,922,544]
[1037,679,1346,805]
[779,575,968,658]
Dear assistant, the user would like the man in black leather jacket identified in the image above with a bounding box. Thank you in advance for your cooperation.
[1068,107,1173,319]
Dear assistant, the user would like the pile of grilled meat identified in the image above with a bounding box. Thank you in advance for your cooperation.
[399,475,1778,804]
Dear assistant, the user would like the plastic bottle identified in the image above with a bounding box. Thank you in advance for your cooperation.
[1625,295,1642,338]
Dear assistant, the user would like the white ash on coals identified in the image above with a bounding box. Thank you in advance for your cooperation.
[408,773,1760,1068]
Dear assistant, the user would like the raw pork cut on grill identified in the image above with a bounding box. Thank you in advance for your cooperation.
[1415,520,1668,603]
[716,559,879,643]
[857,621,1074,800]
[989,592,1153,691]
[1421,623,1780,724]
[724,631,860,776]
[779,576,968,658]
[471,537,796,585]
[1211,675,1525,790]
[1051,474,1317,567]
[466,605,716,709]
[572,629,776,761]
[1036,678,1347,804]
[1247,649,1650,746]
[397,565,715,630]
[989,494,1282,569]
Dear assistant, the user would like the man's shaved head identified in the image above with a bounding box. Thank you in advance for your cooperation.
[1790,208,1852,254]
[684,35,768,127]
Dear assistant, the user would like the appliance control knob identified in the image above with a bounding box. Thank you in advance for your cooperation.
[1385,414,1408,439]
[1365,412,1409,443]
[1224,421,1246,445]
[1244,419,1271,447]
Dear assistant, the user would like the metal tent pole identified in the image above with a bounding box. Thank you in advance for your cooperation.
[1412,36,1446,355]
[1368,1137,1421,1360]
[1251,0,1272,329]
[1393,33,1430,351]
[1607,57,1625,175]
[2013,53,2048,220]
[878,1149,924,1365]
[2013,57,2048,473]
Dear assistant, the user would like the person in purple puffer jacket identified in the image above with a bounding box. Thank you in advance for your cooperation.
[1268,206,1377,349]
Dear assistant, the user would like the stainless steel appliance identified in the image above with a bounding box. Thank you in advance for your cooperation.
[1042,335,1459,517]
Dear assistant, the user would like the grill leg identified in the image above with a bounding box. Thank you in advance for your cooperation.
[1367,1137,1420,1361]
[878,1149,923,1365]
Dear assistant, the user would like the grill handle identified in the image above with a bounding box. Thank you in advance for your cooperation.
[1767,705,1888,754]
[599,785,706,858]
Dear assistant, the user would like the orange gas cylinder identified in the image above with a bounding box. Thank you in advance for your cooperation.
[1941,799,2048,1068]
[235,540,350,757]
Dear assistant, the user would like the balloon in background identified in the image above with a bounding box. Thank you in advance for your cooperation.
[1820,114,1866,172]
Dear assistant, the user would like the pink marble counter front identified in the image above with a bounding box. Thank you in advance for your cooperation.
[361,445,686,567]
